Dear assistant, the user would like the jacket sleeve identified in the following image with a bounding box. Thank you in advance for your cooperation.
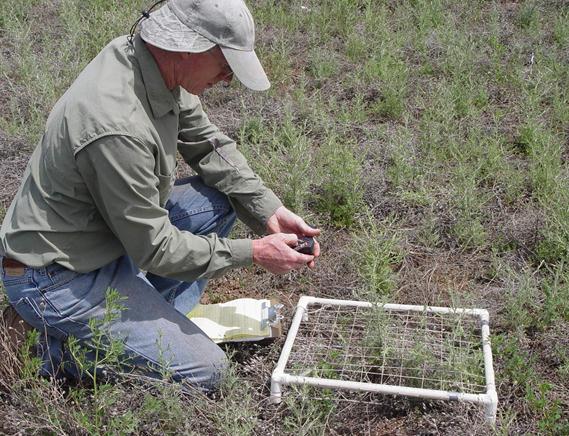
[75,134,253,281]
[175,90,282,235]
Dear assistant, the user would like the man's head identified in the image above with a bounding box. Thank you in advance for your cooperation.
[140,0,269,93]
[146,44,233,94]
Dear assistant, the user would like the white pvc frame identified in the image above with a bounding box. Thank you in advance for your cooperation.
[270,296,498,424]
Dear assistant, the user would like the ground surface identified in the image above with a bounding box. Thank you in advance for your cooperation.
[1,0,568,434]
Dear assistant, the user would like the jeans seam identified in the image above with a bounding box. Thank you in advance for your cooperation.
[169,205,229,223]
[122,341,166,369]
[1,277,32,286]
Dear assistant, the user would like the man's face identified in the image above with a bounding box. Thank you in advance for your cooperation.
[176,46,233,95]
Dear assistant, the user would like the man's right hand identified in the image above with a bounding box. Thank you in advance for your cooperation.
[252,233,315,274]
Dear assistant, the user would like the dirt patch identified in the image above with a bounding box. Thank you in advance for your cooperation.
[397,248,502,310]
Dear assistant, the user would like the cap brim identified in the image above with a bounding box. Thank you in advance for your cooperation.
[140,4,215,53]
[221,47,270,91]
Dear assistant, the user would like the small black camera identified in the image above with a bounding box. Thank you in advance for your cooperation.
[294,236,315,255]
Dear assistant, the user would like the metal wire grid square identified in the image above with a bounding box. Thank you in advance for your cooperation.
[285,304,486,393]
[270,297,498,424]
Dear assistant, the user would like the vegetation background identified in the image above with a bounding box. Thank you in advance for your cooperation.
[0,0,568,434]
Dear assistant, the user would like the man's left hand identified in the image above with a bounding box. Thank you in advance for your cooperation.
[266,206,321,268]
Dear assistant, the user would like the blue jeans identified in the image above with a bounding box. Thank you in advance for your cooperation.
[0,176,235,391]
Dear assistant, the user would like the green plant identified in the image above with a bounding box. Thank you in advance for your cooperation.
[552,9,569,46]
[441,317,485,391]
[502,269,541,332]
[353,215,403,298]
[494,332,569,432]
[20,329,43,381]
[212,359,258,435]
[361,53,408,121]
[283,385,335,436]
[257,31,293,89]
[416,210,441,248]
[556,348,569,378]
[411,0,446,32]
[240,114,314,214]
[306,48,338,83]
[516,1,540,30]
[535,181,569,264]
[66,287,127,431]
[345,33,367,62]
[450,186,487,249]
[316,135,364,228]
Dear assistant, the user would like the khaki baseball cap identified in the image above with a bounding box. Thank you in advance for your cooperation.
[140,0,270,91]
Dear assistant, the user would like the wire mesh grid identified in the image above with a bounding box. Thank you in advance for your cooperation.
[283,303,487,395]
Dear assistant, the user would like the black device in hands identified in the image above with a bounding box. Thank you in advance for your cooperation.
[295,236,315,255]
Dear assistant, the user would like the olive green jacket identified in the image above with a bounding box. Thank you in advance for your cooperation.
[0,35,282,282]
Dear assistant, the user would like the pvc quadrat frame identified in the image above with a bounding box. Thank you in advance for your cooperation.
[270,296,498,424]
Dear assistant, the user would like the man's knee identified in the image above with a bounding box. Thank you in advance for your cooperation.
[174,346,229,392]
[201,352,229,391]
[168,176,236,236]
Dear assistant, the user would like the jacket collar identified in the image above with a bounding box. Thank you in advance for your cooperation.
[133,35,180,118]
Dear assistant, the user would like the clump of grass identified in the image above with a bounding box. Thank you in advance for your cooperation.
[239,113,313,214]
[502,261,569,334]
[283,385,335,435]
[411,0,446,32]
[257,32,294,90]
[416,210,441,249]
[536,190,569,264]
[210,359,259,435]
[316,134,364,228]
[353,214,403,298]
[515,120,569,263]
[306,47,339,84]
[494,332,569,434]
[385,126,430,204]
[552,9,569,46]
[337,93,368,125]
[345,33,368,62]
[516,1,540,31]
[449,163,489,250]
[362,53,408,121]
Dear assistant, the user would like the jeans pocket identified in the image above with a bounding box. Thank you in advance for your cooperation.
[39,269,102,327]
[11,295,68,339]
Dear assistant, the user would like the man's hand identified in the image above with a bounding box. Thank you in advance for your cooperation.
[265,206,321,269]
[252,233,315,274]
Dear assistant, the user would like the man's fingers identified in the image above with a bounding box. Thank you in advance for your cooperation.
[313,238,321,257]
[282,233,299,247]
[295,253,314,264]
[253,232,317,274]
